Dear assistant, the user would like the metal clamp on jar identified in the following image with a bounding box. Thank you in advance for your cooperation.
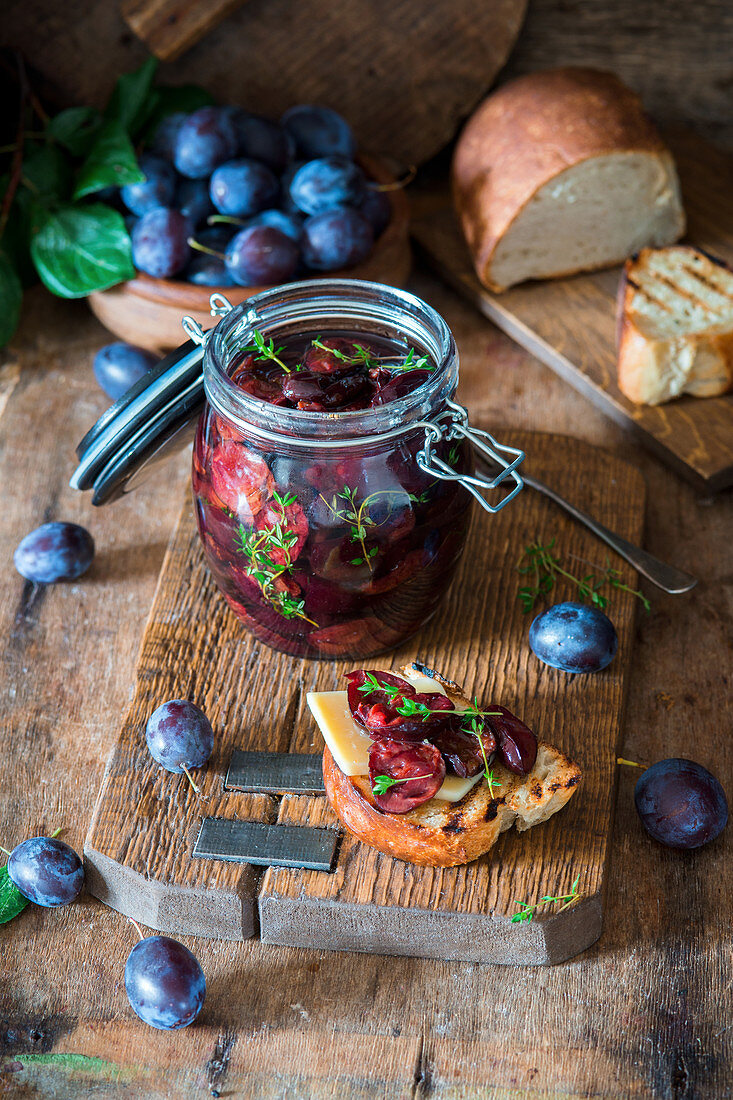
[72,279,524,658]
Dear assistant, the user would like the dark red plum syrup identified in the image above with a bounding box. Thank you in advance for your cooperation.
[192,328,472,658]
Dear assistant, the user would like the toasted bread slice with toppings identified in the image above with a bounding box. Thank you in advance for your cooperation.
[617,245,733,405]
[322,662,581,867]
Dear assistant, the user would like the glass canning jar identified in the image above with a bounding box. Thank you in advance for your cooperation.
[191,280,523,659]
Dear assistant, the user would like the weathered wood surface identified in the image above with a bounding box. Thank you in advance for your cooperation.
[0,278,731,1096]
[85,431,644,962]
[412,130,733,495]
[1,0,526,167]
[7,0,733,152]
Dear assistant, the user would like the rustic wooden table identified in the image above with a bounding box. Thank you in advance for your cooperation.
[0,269,730,1099]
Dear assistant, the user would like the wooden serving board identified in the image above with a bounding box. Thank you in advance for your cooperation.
[84,430,644,965]
[411,131,733,494]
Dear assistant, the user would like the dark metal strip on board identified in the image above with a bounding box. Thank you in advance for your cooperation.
[193,818,338,872]
[225,751,326,794]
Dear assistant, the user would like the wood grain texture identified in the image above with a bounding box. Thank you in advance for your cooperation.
[121,0,248,61]
[2,0,526,167]
[412,131,733,494]
[84,430,644,963]
[0,277,731,1098]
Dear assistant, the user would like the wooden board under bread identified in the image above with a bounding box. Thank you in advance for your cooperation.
[84,429,645,965]
[411,131,733,494]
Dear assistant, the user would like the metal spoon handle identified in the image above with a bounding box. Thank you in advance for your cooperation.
[521,471,697,595]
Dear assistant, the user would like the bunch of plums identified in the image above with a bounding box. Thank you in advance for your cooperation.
[109,104,391,287]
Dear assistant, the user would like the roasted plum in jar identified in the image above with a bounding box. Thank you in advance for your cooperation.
[192,330,472,658]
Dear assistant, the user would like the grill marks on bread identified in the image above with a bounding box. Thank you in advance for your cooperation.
[617,245,733,404]
[630,249,733,335]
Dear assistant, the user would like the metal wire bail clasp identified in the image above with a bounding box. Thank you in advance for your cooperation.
[181,293,235,346]
[415,398,524,514]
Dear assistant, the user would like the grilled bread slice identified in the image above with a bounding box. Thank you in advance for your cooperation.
[617,245,733,405]
[322,662,581,867]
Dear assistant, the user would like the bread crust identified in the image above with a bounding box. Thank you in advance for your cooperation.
[617,246,733,404]
[322,662,582,867]
[452,67,683,292]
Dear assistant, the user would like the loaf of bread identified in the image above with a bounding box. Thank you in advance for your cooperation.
[617,245,733,405]
[452,68,686,292]
[322,663,581,867]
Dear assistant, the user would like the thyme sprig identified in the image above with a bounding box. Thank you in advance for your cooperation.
[319,486,407,571]
[311,336,431,373]
[236,490,316,625]
[371,773,431,796]
[357,677,499,727]
[511,875,582,924]
[242,330,291,373]
[517,538,651,614]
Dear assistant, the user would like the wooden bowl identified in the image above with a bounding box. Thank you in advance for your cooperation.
[88,156,411,352]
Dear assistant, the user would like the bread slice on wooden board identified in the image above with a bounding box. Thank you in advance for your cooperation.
[617,245,733,405]
[452,68,685,293]
[321,662,582,868]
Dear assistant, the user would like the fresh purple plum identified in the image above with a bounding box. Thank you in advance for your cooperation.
[279,161,305,216]
[145,700,214,774]
[93,342,159,400]
[635,759,728,849]
[14,522,94,583]
[529,601,618,673]
[174,107,238,179]
[245,209,303,242]
[225,225,299,286]
[150,112,187,161]
[132,209,191,278]
[121,154,176,217]
[224,109,293,172]
[125,936,205,1030]
[301,208,373,271]
[8,837,84,907]
[186,225,235,286]
[289,157,366,216]
[209,159,279,218]
[176,178,212,227]
[281,104,356,159]
[358,187,391,235]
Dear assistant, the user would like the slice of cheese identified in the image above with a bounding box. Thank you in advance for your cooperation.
[306,690,371,777]
[306,687,484,803]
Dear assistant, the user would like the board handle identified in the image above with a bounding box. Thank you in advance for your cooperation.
[120,0,248,61]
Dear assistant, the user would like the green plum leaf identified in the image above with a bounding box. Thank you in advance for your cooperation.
[22,143,72,203]
[47,107,103,158]
[30,202,135,298]
[0,865,29,924]
[105,55,158,137]
[73,119,145,199]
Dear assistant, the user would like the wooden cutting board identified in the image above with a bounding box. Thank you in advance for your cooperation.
[411,131,733,494]
[84,430,645,965]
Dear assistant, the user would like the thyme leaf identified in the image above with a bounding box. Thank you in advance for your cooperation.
[517,538,651,614]
[235,491,316,625]
[371,772,432,795]
[242,330,291,373]
[310,336,431,373]
[511,875,583,924]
